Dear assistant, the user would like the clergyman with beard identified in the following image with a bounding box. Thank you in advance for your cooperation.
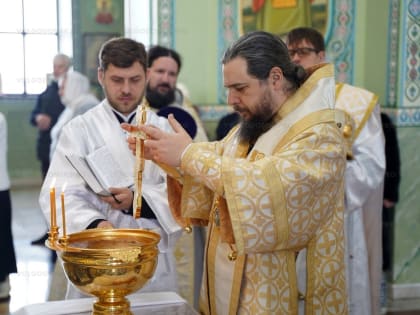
[123,31,349,314]
[146,45,208,142]
[38,37,183,299]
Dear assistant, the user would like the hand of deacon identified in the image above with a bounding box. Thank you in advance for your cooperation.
[100,187,133,210]
[97,221,114,229]
[121,114,193,167]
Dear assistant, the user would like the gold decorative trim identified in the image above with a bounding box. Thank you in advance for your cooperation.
[287,251,299,313]
[335,83,379,141]
[276,64,335,121]
[228,254,245,315]
[208,224,219,315]
[274,109,337,152]
[223,157,245,253]
[355,93,378,139]
[306,241,318,313]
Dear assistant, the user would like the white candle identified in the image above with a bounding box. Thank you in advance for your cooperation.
[61,183,67,237]
[50,178,57,228]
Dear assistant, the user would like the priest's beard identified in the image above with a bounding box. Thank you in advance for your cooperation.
[146,84,176,109]
[237,94,276,145]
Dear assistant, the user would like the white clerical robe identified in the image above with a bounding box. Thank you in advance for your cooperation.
[167,64,348,315]
[297,84,385,315]
[336,83,385,315]
[39,100,183,296]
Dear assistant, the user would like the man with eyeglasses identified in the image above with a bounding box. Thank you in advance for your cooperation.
[287,27,385,315]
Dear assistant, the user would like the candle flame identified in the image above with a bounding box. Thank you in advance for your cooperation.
[62,182,67,193]
[50,177,56,189]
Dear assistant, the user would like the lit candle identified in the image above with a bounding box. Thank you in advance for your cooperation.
[50,178,57,228]
[61,183,67,237]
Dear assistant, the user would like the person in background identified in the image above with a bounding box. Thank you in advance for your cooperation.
[30,53,71,246]
[123,30,348,314]
[146,45,208,142]
[146,45,208,308]
[0,113,18,308]
[38,37,182,299]
[49,71,99,160]
[380,111,401,309]
[30,53,71,178]
[287,27,385,315]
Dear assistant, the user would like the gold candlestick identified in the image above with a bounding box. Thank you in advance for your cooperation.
[48,178,59,244]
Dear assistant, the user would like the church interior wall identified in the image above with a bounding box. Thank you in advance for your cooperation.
[174,1,219,105]
[353,0,389,102]
[392,127,420,287]
[0,97,40,186]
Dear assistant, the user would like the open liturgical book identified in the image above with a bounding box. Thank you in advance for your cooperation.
[65,146,133,196]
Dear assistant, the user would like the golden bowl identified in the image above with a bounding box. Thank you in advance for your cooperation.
[46,228,160,315]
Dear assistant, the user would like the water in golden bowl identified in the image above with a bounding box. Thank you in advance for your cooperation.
[47,228,160,315]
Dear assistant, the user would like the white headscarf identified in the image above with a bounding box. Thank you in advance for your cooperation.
[51,71,99,159]
[60,71,91,109]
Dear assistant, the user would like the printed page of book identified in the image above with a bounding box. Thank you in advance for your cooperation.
[85,146,133,190]
[65,154,110,196]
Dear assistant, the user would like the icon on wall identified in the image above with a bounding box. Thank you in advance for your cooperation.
[83,33,119,98]
[96,0,113,24]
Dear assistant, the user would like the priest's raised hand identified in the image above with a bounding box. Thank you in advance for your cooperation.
[121,113,192,167]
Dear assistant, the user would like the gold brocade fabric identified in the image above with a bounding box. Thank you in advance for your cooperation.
[335,83,378,140]
[168,64,348,314]
[183,124,347,315]
[173,231,195,305]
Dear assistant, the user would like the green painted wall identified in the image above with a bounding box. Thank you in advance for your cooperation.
[174,1,219,105]
[0,97,42,187]
[392,127,420,283]
[353,0,389,105]
[174,1,390,108]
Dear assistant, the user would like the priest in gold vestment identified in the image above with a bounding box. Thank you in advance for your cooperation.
[123,31,348,315]
[287,27,385,315]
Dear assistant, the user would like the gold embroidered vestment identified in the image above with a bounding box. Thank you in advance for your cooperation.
[168,64,348,315]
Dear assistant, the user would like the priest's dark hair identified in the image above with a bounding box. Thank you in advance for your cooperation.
[147,45,182,74]
[98,37,147,72]
[222,31,307,92]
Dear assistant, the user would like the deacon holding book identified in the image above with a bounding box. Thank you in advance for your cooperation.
[38,37,182,298]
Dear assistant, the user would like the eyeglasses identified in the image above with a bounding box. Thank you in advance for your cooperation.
[288,47,318,57]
